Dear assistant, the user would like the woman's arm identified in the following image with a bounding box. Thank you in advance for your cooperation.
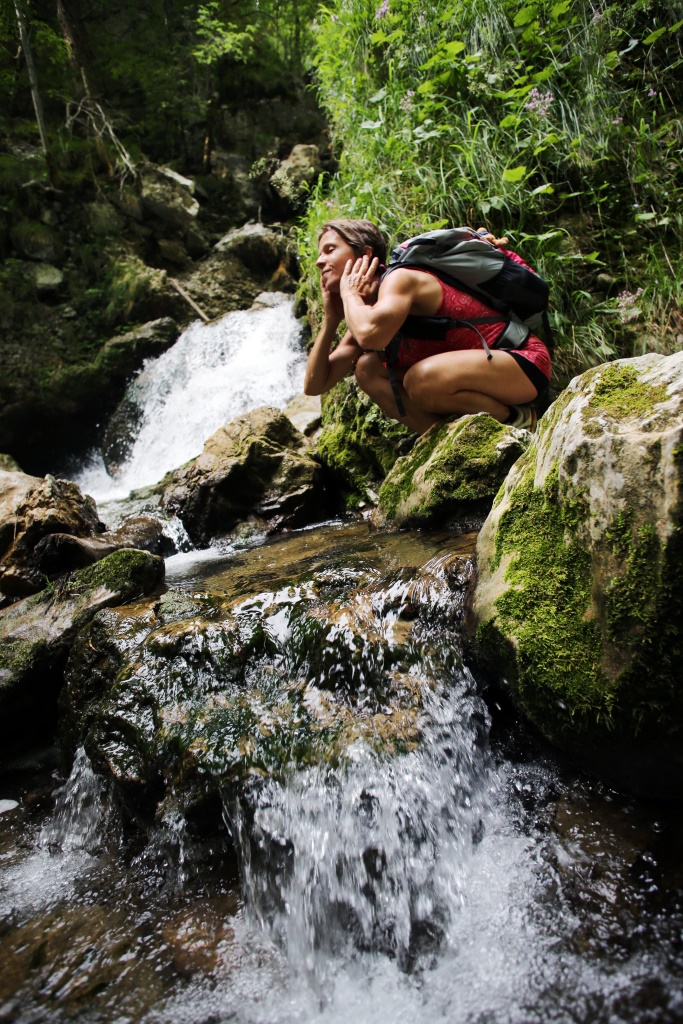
[340,257,423,351]
[303,316,361,396]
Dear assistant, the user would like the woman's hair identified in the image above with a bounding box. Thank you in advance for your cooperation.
[318,219,387,266]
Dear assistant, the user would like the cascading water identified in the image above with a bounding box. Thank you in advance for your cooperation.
[75,296,307,503]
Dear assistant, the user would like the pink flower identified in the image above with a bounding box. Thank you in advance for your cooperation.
[376,0,390,19]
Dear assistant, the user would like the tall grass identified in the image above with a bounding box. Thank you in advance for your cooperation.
[302,0,683,383]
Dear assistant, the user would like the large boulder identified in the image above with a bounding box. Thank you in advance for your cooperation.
[378,413,532,528]
[472,354,683,797]
[0,469,103,602]
[317,378,415,509]
[0,549,164,751]
[160,406,326,545]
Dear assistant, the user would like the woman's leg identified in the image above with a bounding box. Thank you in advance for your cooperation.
[402,349,538,420]
[354,352,441,434]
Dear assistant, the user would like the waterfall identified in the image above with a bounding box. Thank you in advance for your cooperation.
[75,296,307,503]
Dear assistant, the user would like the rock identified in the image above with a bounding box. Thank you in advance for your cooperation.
[139,164,200,228]
[34,516,172,576]
[0,454,21,472]
[0,470,103,601]
[317,378,416,508]
[32,263,64,295]
[100,317,180,371]
[60,547,471,812]
[0,549,165,751]
[284,393,322,437]
[378,414,532,528]
[270,144,322,209]
[209,150,263,223]
[10,219,63,262]
[85,200,124,236]
[157,238,191,267]
[160,406,325,545]
[214,222,285,274]
[472,353,683,798]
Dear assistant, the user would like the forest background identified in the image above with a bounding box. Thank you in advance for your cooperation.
[1,0,682,405]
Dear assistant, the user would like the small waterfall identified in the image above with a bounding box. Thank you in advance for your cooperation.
[41,746,113,854]
[76,296,307,503]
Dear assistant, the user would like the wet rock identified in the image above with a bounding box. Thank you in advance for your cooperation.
[472,353,683,798]
[0,549,165,751]
[0,905,164,1018]
[160,406,326,544]
[157,237,191,267]
[209,150,264,223]
[84,200,124,236]
[378,413,532,528]
[317,378,415,509]
[0,469,103,601]
[34,516,172,577]
[270,144,322,210]
[100,316,180,373]
[60,539,470,812]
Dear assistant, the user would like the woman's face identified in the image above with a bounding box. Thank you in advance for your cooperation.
[316,229,362,293]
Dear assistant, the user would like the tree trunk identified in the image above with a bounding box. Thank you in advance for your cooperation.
[13,0,53,179]
[55,0,100,100]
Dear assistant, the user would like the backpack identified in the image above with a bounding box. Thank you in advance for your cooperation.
[382,226,552,414]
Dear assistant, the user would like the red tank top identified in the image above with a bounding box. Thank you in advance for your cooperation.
[391,270,552,380]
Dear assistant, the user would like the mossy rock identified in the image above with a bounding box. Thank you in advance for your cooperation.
[317,378,415,509]
[378,413,532,528]
[472,353,683,797]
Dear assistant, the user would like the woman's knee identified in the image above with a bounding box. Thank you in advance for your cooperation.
[355,352,382,391]
[403,362,445,410]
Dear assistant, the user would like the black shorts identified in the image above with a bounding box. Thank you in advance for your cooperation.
[510,352,550,398]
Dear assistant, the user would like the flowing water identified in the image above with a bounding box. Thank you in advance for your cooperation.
[2,298,683,1022]
[75,296,307,503]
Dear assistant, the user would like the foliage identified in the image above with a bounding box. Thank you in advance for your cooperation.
[302,0,683,384]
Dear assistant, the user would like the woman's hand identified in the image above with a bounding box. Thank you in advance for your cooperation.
[321,277,345,324]
[340,255,381,307]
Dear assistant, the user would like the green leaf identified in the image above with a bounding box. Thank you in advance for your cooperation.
[514,6,538,26]
[444,40,466,57]
[360,119,383,129]
[533,66,555,82]
[642,27,667,44]
[529,183,555,195]
[635,211,657,221]
[503,164,527,182]
[500,114,520,128]
[371,29,388,44]
[550,1,571,19]
[417,79,438,95]
[369,88,387,102]
[670,19,683,32]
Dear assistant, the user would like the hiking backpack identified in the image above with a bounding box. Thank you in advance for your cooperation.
[383,226,552,360]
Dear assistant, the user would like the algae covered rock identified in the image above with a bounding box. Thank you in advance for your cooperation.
[0,549,165,751]
[472,353,683,797]
[161,406,326,545]
[378,413,532,528]
[317,378,415,508]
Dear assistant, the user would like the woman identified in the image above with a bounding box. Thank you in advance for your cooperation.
[304,219,551,434]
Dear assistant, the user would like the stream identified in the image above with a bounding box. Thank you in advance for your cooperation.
[2,299,683,1023]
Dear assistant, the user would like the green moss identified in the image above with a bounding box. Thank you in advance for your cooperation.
[582,363,669,436]
[69,549,164,599]
[318,378,414,507]
[485,459,613,741]
[381,414,528,525]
